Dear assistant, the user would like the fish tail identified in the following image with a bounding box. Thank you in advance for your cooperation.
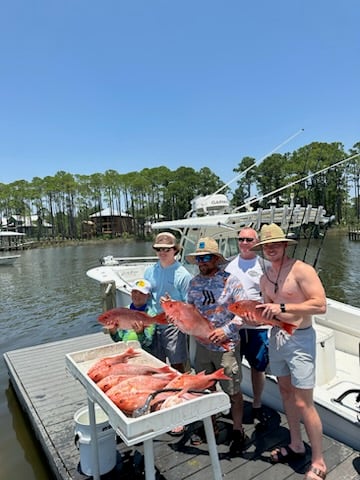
[281,322,296,335]
[153,312,168,324]
[215,367,231,380]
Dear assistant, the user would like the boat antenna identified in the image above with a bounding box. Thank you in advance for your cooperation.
[235,151,360,212]
[212,128,305,196]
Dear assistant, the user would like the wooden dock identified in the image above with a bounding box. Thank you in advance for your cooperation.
[348,227,360,241]
[3,333,360,480]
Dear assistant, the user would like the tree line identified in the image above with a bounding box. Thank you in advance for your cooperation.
[1,141,359,240]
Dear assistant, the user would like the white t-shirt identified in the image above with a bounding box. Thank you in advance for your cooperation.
[226,255,271,329]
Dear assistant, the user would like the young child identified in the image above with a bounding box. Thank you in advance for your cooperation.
[108,278,155,351]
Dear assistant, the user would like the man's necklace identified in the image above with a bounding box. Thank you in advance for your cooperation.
[264,253,285,293]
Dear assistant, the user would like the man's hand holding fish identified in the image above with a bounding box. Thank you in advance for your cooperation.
[239,309,266,328]
[208,327,227,345]
[228,300,297,335]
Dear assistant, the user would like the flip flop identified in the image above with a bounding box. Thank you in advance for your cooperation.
[169,425,185,436]
[190,432,203,445]
[270,445,306,463]
[304,465,327,479]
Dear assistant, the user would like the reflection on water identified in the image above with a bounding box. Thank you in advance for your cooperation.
[0,241,152,480]
[317,230,360,305]
[4,385,53,479]
[0,233,358,479]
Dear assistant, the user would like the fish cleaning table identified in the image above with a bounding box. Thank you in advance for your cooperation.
[65,342,231,480]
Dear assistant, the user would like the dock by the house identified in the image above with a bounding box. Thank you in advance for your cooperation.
[3,333,360,480]
[348,226,360,241]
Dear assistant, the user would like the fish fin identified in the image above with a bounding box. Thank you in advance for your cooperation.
[221,340,232,351]
[98,308,118,324]
[123,347,140,356]
[159,365,174,373]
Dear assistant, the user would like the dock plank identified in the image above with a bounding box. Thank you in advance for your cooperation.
[3,333,360,480]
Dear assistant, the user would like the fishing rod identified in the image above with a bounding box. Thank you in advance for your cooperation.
[301,206,327,265]
[311,211,336,270]
[290,158,323,259]
[234,151,360,212]
[212,128,305,196]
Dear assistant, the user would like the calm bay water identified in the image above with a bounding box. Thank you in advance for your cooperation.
[0,232,359,479]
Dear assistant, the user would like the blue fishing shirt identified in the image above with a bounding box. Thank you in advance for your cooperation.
[144,260,192,328]
[187,269,245,351]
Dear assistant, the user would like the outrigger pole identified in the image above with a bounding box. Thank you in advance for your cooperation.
[212,128,305,196]
[234,151,360,212]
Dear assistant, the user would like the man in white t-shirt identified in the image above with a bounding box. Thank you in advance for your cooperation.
[226,227,271,429]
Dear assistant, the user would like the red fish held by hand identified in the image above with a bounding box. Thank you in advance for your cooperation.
[98,307,167,330]
[160,299,232,350]
[228,300,297,335]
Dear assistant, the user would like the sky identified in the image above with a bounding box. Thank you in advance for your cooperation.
[1,0,359,191]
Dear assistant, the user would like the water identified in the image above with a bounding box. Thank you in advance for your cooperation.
[0,240,154,480]
[0,233,358,479]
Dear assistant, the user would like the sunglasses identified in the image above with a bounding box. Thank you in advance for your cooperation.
[195,254,214,263]
[154,247,172,252]
[238,237,255,243]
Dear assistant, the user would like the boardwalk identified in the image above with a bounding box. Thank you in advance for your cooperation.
[348,228,360,241]
[3,333,360,480]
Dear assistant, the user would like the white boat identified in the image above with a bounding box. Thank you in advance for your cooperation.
[86,193,360,451]
[0,254,21,266]
[87,194,331,305]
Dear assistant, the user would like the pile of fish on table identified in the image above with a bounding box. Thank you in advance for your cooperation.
[92,298,298,417]
[87,347,229,417]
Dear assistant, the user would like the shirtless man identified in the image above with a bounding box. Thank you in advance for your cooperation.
[249,223,327,480]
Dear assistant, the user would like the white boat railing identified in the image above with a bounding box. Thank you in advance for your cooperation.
[100,255,158,266]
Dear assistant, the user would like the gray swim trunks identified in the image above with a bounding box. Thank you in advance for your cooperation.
[269,326,316,389]
[195,342,242,395]
[151,324,188,364]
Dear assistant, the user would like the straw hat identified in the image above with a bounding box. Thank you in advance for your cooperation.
[152,232,181,253]
[251,223,297,251]
[186,237,227,264]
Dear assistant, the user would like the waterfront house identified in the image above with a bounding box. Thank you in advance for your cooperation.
[89,208,133,236]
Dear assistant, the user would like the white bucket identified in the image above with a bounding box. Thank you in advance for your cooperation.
[74,404,117,476]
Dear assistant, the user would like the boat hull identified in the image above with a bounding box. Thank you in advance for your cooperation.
[85,199,359,450]
[86,262,360,451]
[0,255,21,266]
[241,360,360,451]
